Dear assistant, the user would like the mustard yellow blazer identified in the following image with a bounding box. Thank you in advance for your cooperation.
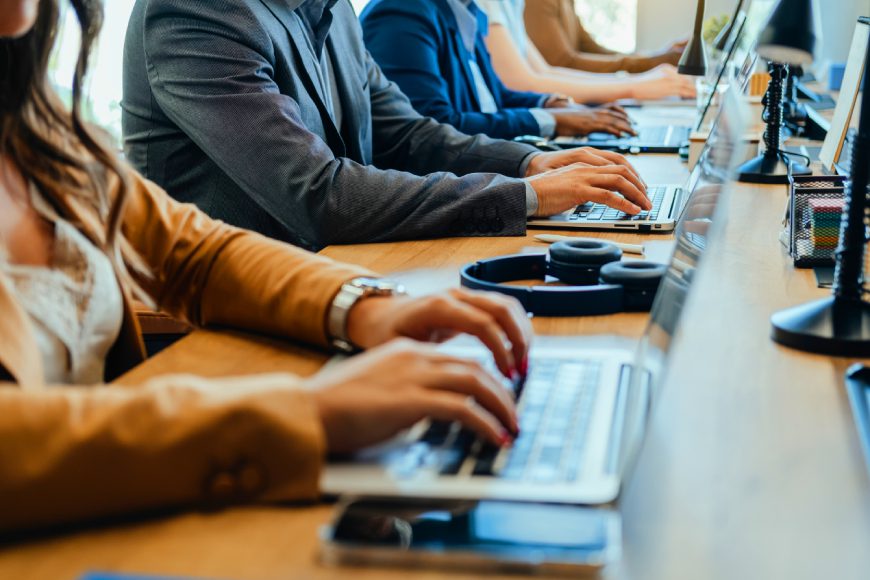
[0,168,369,533]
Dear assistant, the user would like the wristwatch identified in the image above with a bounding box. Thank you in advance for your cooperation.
[546,93,575,108]
[327,277,407,353]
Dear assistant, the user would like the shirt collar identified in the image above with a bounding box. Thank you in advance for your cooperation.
[296,0,339,58]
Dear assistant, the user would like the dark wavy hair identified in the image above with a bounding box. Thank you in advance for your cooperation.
[0,0,147,292]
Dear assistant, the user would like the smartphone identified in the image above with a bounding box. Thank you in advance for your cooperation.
[320,498,621,575]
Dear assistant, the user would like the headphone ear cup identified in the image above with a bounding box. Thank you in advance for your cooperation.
[599,261,667,311]
[548,239,623,285]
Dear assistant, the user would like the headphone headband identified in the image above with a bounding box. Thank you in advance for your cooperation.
[461,254,625,316]
[460,240,666,317]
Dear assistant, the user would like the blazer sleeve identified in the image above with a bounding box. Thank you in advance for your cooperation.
[120,170,369,348]
[362,5,541,141]
[140,0,532,247]
[0,373,325,534]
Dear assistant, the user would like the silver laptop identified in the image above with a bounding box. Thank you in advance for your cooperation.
[547,1,761,156]
[526,0,769,234]
[529,10,767,234]
[321,93,748,506]
[527,100,726,234]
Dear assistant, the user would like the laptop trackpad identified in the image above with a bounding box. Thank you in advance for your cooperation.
[586,132,619,141]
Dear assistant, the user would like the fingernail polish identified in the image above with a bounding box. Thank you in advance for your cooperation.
[500,432,514,447]
[519,356,529,377]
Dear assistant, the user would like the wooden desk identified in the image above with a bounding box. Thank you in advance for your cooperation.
[2,155,869,580]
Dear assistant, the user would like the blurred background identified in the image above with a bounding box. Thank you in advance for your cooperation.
[50,0,869,144]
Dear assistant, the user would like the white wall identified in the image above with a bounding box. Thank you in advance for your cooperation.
[636,0,869,72]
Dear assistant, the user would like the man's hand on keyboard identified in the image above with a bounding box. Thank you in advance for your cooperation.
[306,339,519,453]
[548,107,637,138]
[525,146,646,184]
[527,163,652,217]
[346,288,532,380]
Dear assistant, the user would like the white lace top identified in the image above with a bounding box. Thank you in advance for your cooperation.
[0,185,124,385]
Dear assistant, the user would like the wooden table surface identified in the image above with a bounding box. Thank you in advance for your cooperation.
[1,154,868,580]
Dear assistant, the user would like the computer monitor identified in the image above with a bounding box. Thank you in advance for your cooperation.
[820,17,869,173]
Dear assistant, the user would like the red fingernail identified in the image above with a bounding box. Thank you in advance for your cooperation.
[500,432,514,447]
[519,357,529,377]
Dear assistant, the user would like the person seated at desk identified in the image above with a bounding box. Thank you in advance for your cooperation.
[121,0,651,252]
[360,0,638,142]
[0,0,531,533]
[524,0,687,74]
[475,0,696,102]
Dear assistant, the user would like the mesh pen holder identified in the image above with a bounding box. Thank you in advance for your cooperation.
[787,175,847,268]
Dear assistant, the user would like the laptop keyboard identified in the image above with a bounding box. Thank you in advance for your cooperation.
[587,125,691,146]
[405,358,602,484]
[636,125,691,146]
[571,186,668,223]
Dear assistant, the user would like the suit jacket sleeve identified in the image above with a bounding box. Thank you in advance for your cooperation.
[121,170,369,348]
[140,0,534,247]
[362,4,542,141]
[0,373,324,534]
[0,167,386,532]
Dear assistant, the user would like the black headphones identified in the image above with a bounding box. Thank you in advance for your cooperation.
[460,239,667,317]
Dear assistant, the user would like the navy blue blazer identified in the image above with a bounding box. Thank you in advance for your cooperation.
[361,0,548,140]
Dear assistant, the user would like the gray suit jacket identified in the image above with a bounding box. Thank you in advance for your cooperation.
[122,0,539,250]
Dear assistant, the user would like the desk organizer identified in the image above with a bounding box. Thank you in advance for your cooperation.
[787,175,847,268]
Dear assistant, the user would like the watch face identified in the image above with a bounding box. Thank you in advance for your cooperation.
[353,277,399,292]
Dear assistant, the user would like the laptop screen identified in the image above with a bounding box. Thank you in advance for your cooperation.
[617,90,749,477]
[696,12,748,131]
[696,0,774,132]
[732,0,777,82]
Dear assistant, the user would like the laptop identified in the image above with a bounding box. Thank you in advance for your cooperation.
[524,14,762,234]
[320,92,748,506]
[527,86,732,233]
[548,0,770,155]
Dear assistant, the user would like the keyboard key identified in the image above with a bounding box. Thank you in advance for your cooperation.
[438,428,476,475]
[472,443,501,476]
[410,357,603,485]
[530,465,560,482]
[420,420,452,445]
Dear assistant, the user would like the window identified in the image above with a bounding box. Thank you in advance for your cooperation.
[574,0,638,53]
[50,1,137,146]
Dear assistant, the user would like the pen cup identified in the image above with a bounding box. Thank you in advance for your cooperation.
[786,175,848,268]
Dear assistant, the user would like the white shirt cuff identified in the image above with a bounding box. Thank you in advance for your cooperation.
[524,181,539,217]
[529,108,557,138]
